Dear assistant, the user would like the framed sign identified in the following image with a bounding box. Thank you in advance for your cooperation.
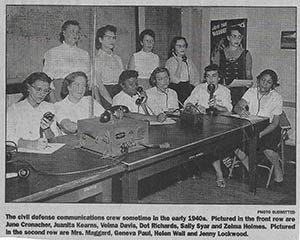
[281,31,296,49]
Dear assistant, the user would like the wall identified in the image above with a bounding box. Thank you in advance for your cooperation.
[6,6,136,84]
[145,7,181,66]
[183,7,296,143]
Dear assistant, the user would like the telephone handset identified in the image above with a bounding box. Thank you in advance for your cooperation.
[136,86,145,105]
[173,49,187,62]
[99,105,129,123]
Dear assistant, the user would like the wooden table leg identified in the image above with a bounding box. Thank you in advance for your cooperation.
[248,129,258,194]
[121,171,139,203]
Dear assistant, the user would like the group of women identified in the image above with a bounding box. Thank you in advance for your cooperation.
[7,20,284,189]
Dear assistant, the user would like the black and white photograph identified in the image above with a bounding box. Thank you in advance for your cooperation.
[2,1,298,239]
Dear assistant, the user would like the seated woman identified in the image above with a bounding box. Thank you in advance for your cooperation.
[7,72,60,150]
[55,71,105,134]
[146,67,179,115]
[112,70,166,122]
[165,36,200,105]
[234,69,283,186]
[184,64,233,187]
[128,29,160,90]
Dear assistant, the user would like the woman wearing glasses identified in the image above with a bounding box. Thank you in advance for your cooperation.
[94,25,124,108]
[7,72,60,149]
[212,25,253,106]
[165,36,200,105]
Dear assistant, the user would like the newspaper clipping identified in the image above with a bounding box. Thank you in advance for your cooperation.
[1,0,299,239]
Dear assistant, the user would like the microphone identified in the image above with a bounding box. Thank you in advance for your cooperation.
[136,86,145,105]
[206,84,218,116]
[207,83,216,100]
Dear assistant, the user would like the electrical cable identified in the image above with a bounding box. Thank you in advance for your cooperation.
[6,150,128,176]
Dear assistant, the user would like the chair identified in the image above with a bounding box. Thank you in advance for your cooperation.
[257,111,292,188]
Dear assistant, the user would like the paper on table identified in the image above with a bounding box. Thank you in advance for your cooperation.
[18,143,65,154]
[228,79,253,88]
[149,118,176,125]
[230,114,267,123]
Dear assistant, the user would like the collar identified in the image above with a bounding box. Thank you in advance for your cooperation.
[98,48,114,57]
[156,87,169,94]
[62,41,77,49]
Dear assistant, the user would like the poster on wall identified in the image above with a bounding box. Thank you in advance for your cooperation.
[210,18,247,62]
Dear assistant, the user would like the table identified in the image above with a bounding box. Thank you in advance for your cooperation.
[6,115,268,203]
[6,137,126,203]
[121,114,268,203]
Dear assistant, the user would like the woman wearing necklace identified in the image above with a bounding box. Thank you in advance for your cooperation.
[234,69,284,187]
[212,25,253,106]
[7,72,60,150]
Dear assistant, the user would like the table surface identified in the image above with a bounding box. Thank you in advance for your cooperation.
[122,114,266,168]
[6,114,268,202]
[6,141,126,202]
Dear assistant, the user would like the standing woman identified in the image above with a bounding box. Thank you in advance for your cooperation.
[7,72,59,149]
[43,20,90,102]
[212,25,253,106]
[165,36,200,105]
[94,25,124,108]
[128,29,160,90]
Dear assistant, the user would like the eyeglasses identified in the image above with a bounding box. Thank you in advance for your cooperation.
[175,44,187,48]
[104,34,117,40]
[30,85,51,95]
[230,34,243,40]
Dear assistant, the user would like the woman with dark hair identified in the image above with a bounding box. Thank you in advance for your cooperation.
[184,64,232,187]
[7,72,59,149]
[146,67,178,115]
[128,29,160,89]
[55,71,105,134]
[234,69,283,186]
[94,25,124,108]
[165,36,200,105]
[212,25,253,106]
[43,20,90,102]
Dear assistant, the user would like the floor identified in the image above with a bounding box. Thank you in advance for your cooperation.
[139,146,296,205]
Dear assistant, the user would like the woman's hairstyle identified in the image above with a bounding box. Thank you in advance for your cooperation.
[139,29,155,42]
[224,25,245,47]
[149,67,170,87]
[95,25,117,50]
[168,36,188,58]
[227,25,244,36]
[59,20,80,43]
[61,71,88,99]
[118,70,138,86]
[20,72,52,100]
[203,64,224,84]
[257,69,280,88]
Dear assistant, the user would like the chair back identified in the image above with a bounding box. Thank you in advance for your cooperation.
[279,111,291,130]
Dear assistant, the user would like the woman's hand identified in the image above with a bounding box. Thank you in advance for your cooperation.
[156,113,167,122]
[32,138,49,150]
[60,119,78,134]
[208,96,217,108]
[40,113,54,130]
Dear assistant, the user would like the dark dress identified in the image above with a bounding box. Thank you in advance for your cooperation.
[219,49,249,107]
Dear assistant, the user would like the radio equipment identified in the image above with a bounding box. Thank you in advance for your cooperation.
[180,106,204,128]
[78,117,149,157]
